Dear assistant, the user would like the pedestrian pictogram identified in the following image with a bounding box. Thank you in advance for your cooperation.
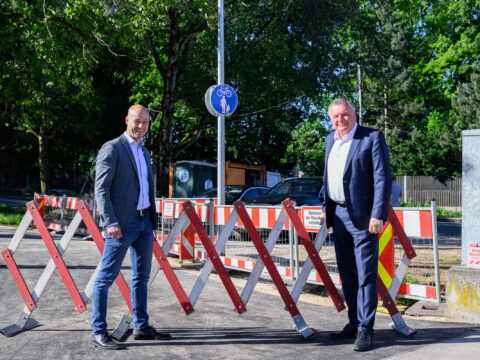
[205,84,238,116]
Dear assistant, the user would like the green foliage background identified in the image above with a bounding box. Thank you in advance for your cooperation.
[1,0,478,195]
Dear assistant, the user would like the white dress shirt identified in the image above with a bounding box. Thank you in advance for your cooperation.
[327,123,358,202]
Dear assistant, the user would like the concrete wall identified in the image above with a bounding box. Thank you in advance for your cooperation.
[446,266,480,324]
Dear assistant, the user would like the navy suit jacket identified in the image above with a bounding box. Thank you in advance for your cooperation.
[324,125,392,230]
[95,134,157,232]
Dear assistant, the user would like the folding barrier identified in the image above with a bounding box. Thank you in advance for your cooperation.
[37,195,438,302]
[1,202,88,336]
[287,201,417,336]
[3,197,429,338]
[373,206,418,335]
[34,193,96,235]
[77,201,193,340]
[301,205,439,301]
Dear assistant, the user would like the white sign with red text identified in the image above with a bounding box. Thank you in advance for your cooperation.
[302,207,324,232]
[163,201,175,218]
[467,243,480,268]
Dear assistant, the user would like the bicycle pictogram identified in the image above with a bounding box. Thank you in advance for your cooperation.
[216,86,233,97]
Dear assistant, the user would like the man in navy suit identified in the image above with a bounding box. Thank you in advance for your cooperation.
[324,98,392,351]
[91,105,172,349]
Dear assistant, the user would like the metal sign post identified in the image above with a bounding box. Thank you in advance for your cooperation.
[218,0,225,205]
[205,0,238,205]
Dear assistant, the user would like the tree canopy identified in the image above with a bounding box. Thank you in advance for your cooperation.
[1,0,478,195]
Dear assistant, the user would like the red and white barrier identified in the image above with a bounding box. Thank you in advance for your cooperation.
[36,195,439,301]
[2,198,425,339]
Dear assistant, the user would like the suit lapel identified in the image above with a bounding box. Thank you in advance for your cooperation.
[142,147,154,190]
[325,133,335,160]
[120,135,140,181]
[343,125,362,176]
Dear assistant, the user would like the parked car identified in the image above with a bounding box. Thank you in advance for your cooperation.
[197,185,270,205]
[48,189,79,197]
[242,177,324,206]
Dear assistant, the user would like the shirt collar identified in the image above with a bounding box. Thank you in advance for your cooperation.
[124,132,144,148]
[334,122,358,142]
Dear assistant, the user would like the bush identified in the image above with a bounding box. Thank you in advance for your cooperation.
[399,198,461,217]
[0,204,26,226]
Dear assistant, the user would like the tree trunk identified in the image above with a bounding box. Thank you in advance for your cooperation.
[148,6,208,196]
[155,7,181,196]
[38,120,49,194]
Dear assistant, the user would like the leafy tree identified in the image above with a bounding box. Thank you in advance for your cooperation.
[103,0,355,193]
[0,1,100,193]
[333,0,477,177]
[453,72,480,129]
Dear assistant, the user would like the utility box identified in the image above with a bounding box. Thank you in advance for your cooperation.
[224,161,266,186]
[169,161,217,198]
[169,160,270,198]
[266,171,281,187]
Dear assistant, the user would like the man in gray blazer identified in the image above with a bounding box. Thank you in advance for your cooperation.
[91,104,171,350]
[324,98,392,351]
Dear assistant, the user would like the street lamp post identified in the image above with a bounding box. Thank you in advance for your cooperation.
[357,63,363,126]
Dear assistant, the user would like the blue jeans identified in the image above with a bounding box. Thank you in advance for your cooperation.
[331,205,379,335]
[91,214,154,334]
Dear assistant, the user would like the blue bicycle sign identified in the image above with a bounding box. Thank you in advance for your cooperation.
[216,86,233,98]
[205,84,238,116]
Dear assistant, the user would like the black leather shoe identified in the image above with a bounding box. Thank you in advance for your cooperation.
[328,323,358,339]
[133,326,173,340]
[91,333,123,350]
[353,331,373,351]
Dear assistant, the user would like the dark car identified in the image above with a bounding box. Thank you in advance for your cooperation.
[197,185,270,205]
[49,189,79,197]
[242,177,324,206]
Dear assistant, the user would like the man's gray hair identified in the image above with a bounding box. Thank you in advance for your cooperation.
[328,98,356,115]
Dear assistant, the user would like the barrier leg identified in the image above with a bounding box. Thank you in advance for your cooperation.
[290,219,329,303]
[0,311,40,337]
[188,208,239,306]
[377,276,416,336]
[183,201,246,314]
[241,209,288,305]
[282,200,346,312]
[111,314,133,341]
[235,201,315,339]
[1,204,84,336]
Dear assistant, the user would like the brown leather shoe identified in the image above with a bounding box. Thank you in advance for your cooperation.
[133,326,172,340]
[328,323,358,339]
[91,333,124,350]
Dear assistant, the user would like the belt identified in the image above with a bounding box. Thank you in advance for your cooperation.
[333,201,346,207]
[136,207,150,216]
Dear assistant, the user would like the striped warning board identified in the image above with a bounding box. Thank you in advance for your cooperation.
[378,222,395,289]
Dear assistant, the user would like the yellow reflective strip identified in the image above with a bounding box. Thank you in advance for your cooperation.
[378,261,393,288]
[379,223,393,255]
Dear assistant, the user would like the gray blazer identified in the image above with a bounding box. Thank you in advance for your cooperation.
[95,134,157,231]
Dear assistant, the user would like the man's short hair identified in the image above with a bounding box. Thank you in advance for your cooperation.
[328,98,356,115]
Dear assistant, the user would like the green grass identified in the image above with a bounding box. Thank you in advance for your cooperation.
[436,207,462,218]
[400,198,461,217]
[0,204,26,226]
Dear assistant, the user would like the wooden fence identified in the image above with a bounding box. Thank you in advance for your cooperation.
[397,176,461,208]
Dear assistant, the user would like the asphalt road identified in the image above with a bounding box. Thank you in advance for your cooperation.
[0,225,478,360]
[0,195,32,208]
